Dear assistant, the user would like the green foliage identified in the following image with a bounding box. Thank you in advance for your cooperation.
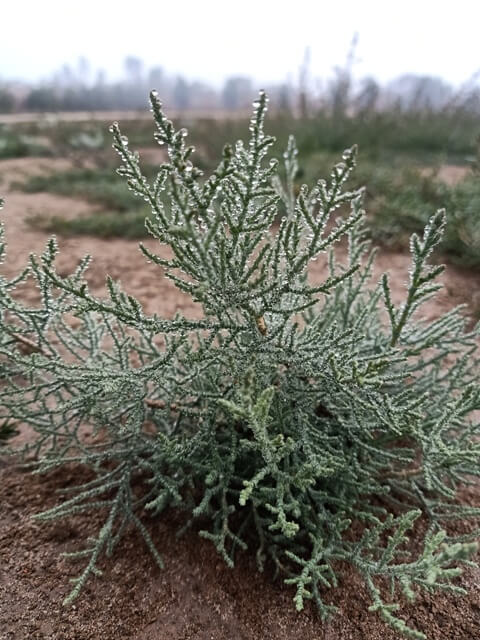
[293,154,480,269]
[15,166,155,212]
[27,208,152,239]
[0,88,15,114]
[369,169,480,268]
[0,419,18,444]
[1,95,479,639]
[293,109,479,159]
[0,125,52,159]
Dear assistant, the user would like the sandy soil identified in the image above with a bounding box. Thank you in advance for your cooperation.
[420,165,471,186]
[1,464,479,640]
[0,157,479,639]
[0,157,200,319]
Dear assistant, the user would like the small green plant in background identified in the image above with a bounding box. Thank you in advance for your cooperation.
[15,166,153,212]
[0,124,53,159]
[1,94,479,639]
[27,208,152,240]
[366,168,480,269]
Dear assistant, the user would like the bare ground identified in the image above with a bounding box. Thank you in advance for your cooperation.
[420,165,471,186]
[0,157,479,639]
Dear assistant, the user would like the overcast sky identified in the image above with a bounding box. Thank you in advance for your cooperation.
[2,0,479,88]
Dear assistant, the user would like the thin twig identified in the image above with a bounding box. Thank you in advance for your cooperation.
[11,333,47,356]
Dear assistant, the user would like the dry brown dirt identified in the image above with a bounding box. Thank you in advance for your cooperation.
[420,165,471,187]
[1,157,479,639]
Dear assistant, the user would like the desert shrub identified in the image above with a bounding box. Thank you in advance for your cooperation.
[1,93,479,639]
[368,169,480,268]
[293,108,479,160]
[438,177,480,267]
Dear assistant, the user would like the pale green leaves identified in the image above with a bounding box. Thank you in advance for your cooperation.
[383,210,446,347]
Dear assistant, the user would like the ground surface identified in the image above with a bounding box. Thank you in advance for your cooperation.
[0,157,479,639]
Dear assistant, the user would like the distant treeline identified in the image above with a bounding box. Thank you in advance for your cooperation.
[2,55,480,116]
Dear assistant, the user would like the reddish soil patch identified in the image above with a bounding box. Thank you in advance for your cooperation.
[1,157,480,639]
[0,463,479,640]
[420,165,471,187]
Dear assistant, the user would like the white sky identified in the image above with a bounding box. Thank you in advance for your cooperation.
[2,0,479,88]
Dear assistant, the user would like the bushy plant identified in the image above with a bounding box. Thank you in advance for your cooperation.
[1,92,479,639]
[0,124,52,159]
[367,167,480,269]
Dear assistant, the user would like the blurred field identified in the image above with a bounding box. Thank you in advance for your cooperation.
[1,107,479,272]
[0,109,250,125]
